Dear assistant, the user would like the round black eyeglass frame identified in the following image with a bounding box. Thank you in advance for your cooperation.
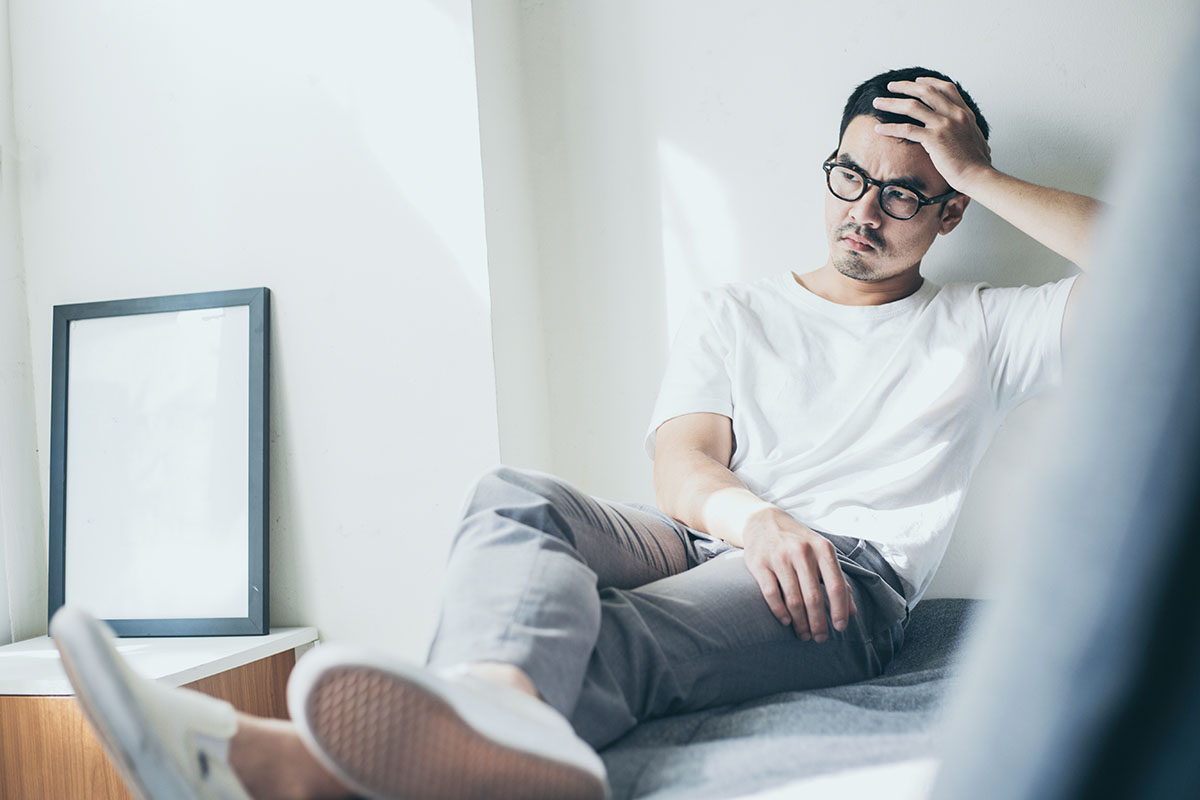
[822,156,957,220]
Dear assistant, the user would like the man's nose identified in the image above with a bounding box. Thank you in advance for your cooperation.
[848,186,883,229]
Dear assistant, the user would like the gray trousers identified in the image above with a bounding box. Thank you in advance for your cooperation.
[425,466,909,749]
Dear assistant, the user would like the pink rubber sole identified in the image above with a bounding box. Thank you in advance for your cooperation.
[302,665,606,800]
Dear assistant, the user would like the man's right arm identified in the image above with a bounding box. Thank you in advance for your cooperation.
[652,412,856,642]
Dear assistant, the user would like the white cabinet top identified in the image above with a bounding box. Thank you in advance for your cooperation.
[0,626,319,695]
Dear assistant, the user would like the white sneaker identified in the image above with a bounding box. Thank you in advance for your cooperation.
[288,645,610,800]
[50,606,252,800]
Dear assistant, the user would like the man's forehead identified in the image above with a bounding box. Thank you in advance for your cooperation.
[836,115,945,191]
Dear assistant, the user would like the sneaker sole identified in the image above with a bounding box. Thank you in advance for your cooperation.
[301,664,606,800]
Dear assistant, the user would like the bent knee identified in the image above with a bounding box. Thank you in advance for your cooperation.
[471,465,564,503]
[455,465,579,545]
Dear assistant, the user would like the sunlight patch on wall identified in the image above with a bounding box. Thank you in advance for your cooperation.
[300,0,491,305]
[658,139,741,338]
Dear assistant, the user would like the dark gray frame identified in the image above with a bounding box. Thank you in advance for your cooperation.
[48,288,270,636]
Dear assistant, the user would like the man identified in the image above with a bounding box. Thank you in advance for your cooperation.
[52,66,1100,800]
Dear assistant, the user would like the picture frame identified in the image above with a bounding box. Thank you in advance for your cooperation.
[47,287,271,636]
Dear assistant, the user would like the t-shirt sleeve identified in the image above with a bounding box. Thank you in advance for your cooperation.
[979,275,1079,411]
[644,290,734,459]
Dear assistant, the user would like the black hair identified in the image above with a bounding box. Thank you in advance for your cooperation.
[838,66,989,146]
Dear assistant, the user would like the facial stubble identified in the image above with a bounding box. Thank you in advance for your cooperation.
[832,225,888,282]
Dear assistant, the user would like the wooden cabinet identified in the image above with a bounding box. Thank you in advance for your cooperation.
[0,627,318,800]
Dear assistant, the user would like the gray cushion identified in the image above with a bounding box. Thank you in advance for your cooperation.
[601,598,978,799]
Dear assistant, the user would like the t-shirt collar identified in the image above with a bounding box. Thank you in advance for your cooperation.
[782,271,939,319]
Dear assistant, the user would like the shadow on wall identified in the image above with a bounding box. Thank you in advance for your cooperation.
[517,0,669,501]
[925,121,1111,289]
[248,85,498,649]
[14,0,499,653]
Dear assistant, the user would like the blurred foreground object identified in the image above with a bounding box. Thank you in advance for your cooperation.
[932,26,1200,800]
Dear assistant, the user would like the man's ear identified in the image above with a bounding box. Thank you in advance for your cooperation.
[938,195,971,235]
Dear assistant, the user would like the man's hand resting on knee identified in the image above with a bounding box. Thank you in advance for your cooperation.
[740,507,857,641]
[652,412,858,641]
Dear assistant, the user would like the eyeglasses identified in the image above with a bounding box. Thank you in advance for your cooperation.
[822,155,957,221]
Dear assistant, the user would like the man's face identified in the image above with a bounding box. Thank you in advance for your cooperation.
[824,115,963,282]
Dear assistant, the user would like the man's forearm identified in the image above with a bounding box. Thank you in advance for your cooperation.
[653,415,858,636]
[957,165,1102,268]
[654,448,791,549]
[872,78,1102,268]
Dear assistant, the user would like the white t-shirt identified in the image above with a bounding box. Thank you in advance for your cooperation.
[645,271,1078,607]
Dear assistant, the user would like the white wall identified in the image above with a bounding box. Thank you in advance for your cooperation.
[478,0,1200,598]
[6,1,1197,649]
[471,1,555,472]
[11,0,500,656]
[0,0,44,645]
[0,0,16,645]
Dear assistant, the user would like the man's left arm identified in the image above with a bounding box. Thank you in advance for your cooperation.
[944,168,1100,269]
[873,77,1103,344]
[872,76,1103,271]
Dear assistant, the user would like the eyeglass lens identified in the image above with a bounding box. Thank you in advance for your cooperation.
[827,165,922,220]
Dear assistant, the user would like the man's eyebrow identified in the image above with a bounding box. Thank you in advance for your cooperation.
[834,154,930,194]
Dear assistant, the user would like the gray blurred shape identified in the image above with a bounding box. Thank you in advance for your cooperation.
[931,25,1200,800]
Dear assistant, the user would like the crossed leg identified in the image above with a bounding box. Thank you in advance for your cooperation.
[54,466,905,799]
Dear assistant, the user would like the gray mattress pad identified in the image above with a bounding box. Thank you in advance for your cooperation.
[600,598,980,800]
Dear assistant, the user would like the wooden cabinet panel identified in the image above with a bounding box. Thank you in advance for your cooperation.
[0,649,296,800]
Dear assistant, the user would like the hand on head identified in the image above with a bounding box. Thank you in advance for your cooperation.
[872,76,993,193]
